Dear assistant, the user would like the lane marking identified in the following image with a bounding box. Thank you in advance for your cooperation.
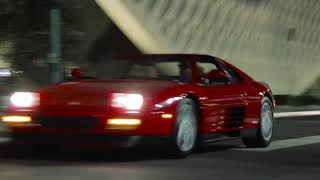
[236,135,320,152]
[274,110,320,118]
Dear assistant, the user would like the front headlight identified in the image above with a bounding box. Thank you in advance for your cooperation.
[10,92,39,108]
[111,93,143,110]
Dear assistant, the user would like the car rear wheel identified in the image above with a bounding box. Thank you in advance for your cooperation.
[170,98,198,158]
[242,97,274,148]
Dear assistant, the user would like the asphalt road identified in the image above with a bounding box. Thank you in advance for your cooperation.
[0,116,320,180]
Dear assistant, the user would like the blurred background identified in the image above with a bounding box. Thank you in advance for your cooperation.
[0,0,319,108]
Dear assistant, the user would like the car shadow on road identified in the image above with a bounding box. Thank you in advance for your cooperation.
[0,142,239,165]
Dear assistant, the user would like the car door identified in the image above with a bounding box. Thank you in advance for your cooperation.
[197,56,247,134]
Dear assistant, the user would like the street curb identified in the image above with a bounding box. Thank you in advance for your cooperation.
[274,110,320,118]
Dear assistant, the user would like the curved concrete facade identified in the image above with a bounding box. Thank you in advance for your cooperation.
[95,0,320,95]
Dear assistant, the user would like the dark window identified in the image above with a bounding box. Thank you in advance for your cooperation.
[216,59,243,83]
[94,57,193,83]
[197,61,219,76]
[197,56,227,86]
[287,28,296,42]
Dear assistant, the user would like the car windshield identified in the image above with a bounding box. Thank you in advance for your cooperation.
[93,58,192,82]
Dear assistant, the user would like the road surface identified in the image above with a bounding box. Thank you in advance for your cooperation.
[0,115,319,180]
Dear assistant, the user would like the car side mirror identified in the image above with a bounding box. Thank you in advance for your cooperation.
[202,69,229,85]
[70,68,83,80]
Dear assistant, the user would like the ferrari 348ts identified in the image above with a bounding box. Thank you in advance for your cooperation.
[1,54,275,157]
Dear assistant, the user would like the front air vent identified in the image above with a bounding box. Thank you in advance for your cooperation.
[34,116,99,130]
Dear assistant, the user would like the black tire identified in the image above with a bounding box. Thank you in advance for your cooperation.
[169,98,198,158]
[242,97,274,148]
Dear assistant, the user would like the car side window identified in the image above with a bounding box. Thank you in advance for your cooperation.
[197,62,219,76]
[216,59,243,84]
[224,67,242,83]
[197,56,228,86]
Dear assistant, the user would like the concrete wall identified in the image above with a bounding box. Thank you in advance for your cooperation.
[96,0,320,95]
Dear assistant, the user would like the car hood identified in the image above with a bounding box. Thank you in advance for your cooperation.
[39,80,180,95]
[36,80,181,111]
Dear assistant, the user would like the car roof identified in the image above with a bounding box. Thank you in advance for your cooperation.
[111,54,218,60]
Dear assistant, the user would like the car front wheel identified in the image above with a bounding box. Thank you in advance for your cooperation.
[242,97,274,148]
[170,98,198,157]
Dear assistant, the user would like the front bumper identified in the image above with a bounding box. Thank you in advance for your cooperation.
[2,109,176,137]
[8,133,169,148]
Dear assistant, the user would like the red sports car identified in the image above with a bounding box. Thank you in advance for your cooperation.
[1,54,275,157]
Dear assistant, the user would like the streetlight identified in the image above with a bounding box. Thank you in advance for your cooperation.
[48,0,61,83]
